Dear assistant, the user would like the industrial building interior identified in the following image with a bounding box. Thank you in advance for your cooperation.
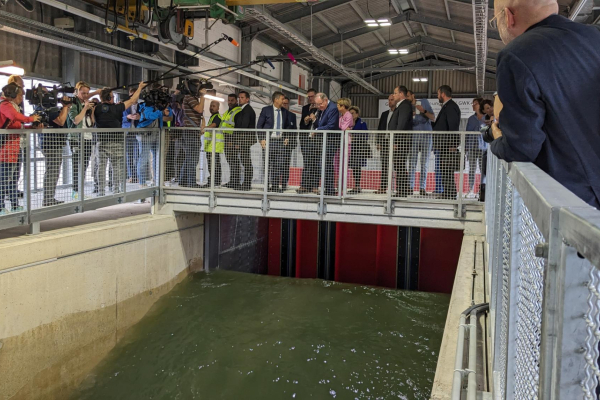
[0,0,599,400]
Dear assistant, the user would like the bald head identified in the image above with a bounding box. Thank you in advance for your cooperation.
[494,0,558,44]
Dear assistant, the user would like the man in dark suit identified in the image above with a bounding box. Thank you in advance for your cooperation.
[233,90,256,191]
[490,1,600,208]
[388,85,414,197]
[312,93,340,196]
[432,85,462,199]
[377,94,396,194]
[298,89,318,193]
[281,96,297,191]
[257,92,294,192]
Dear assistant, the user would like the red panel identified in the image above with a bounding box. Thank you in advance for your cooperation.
[375,225,398,289]
[268,219,282,276]
[334,222,378,286]
[295,220,319,278]
[419,228,464,294]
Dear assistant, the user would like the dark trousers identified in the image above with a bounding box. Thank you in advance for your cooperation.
[380,138,391,191]
[268,139,286,190]
[181,133,201,187]
[70,139,94,193]
[282,146,293,190]
[42,145,64,203]
[324,138,340,196]
[350,138,368,190]
[239,138,254,190]
[225,138,254,190]
[302,135,320,190]
[438,149,461,199]
[0,162,19,208]
[206,151,222,187]
[394,134,411,197]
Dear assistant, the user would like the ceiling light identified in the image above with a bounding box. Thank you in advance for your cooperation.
[377,19,389,23]
[380,22,391,26]
[364,19,376,23]
[399,49,409,54]
[204,94,224,102]
[412,77,428,82]
[420,77,428,82]
[367,23,379,27]
[388,49,398,54]
[0,60,24,76]
[365,18,392,27]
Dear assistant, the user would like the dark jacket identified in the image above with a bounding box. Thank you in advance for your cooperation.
[433,99,461,149]
[300,103,318,130]
[287,110,297,130]
[491,15,600,208]
[257,105,294,141]
[233,104,256,143]
[389,99,413,131]
[378,109,392,131]
[314,100,339,131]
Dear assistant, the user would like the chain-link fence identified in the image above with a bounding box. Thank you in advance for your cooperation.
[485,153,600,400]
[0,128,160,230]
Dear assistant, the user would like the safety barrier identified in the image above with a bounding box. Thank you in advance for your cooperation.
[482,153,600,399]
[0,128,160,232]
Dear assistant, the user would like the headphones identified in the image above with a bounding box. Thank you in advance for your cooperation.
[2,83,21,99]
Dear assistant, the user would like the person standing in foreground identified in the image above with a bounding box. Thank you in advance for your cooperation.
[94,82,147,196]
[312,93,339,196]
[348,106,368,194]
[179,81,207,189]
[465,98,486,198]
[407,90,434,197]
[387,85,413,197]
[281,96,296,191]
[489,0,600,208]
[203,100,222,188]
[233,91,256,191]
[432,85,461,199]
[298,90,319,194]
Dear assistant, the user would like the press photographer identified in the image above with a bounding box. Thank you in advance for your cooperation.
[136,83,172,187]
[36,98,73,207]
[67,81,100,199]
[94,82,147,196]
[0,83,41,214]
[177,79,207,188]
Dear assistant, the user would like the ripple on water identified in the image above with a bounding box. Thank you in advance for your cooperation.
[73,270,449,400]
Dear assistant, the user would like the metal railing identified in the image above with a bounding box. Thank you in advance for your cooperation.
[160,127,484,212]
[484,153,600,399]
[0,128,160,232]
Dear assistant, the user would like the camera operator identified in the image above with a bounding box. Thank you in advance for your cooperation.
[67,81,100,199]
[37,98,73,206]
[180,80,207,188]
[0,83,41,214]
[93,82,147,196]
[136,83,172,187]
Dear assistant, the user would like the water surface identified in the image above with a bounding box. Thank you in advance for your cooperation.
[75,271,449,400]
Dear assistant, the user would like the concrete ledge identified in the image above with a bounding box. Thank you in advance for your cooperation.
[0,213,204,400]
[431,234,486,400]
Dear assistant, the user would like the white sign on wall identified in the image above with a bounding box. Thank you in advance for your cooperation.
[378,98,475,120]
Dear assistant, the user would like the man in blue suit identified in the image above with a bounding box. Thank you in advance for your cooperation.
[490,0,600,208]
[311,92,340,196]
[257,91,294,192]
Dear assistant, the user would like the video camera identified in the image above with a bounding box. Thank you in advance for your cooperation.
[140,85,171,111]
[176,78,213,97]
[25,83,75,109]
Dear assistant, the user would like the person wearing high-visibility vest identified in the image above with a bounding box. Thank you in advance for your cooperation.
[203,100,223,187]
[221,94,243,190]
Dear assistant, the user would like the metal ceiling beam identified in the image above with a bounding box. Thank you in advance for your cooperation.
[472,0,490,96]
[245,6,382,95]
[36,0,308,97]
[421,44,496,67]
[276,0,351,24]
[312,11,501,48]
[347,2,388,46]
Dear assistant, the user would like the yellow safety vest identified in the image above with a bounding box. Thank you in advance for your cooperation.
[220,106,242,136]
[203,113,224,153]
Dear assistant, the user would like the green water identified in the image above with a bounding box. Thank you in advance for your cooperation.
[74,271,449,400]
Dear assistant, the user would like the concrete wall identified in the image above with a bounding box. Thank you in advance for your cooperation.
[0,213,204,400]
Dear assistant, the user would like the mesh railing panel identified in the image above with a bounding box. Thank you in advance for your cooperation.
[497,178,513,400]
[513,206,545,399]
[582,263,600,398]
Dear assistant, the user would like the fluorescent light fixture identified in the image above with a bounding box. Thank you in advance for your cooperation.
[420,77,428,82]
[399,49,409,54]
[412,77,428,82]
[388,49,398,54]
[365,18,392,27]
[367,23,378,27]
[0,60,24,76]
[380,22,391,26]
[204,94,224,102]
[364,19,376,23]
[377,19,389,23]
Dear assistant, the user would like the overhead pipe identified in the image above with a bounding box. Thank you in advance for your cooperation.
[35,0,308,97]
[345,65,476,73]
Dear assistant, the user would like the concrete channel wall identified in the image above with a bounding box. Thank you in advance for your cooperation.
[0,213,204,400]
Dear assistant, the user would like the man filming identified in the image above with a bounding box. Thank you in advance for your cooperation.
[93,82,147,196]
[38,98,73,206]
[180,79,207,189]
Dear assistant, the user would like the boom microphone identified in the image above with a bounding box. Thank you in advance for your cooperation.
[265,58,275,70]
[222,33,240,47]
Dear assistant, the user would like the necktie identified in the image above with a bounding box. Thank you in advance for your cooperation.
[276,109,281,137]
